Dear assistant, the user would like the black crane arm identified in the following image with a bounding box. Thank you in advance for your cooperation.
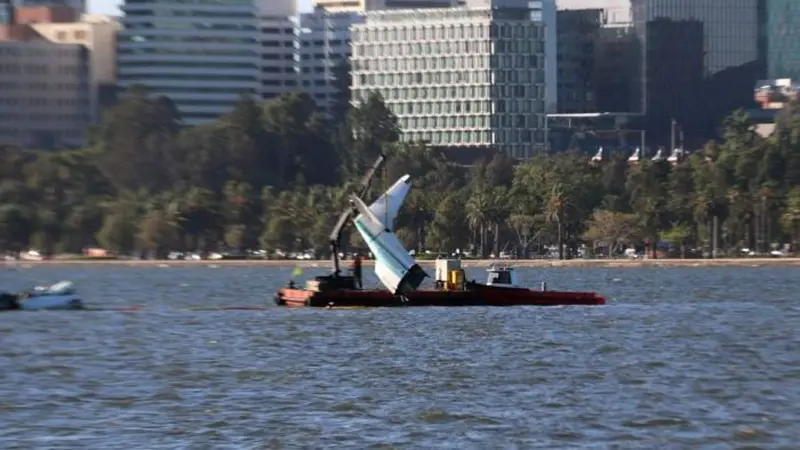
[329,154,386,275]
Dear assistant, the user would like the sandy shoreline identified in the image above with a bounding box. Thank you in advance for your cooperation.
[7,258,800,268]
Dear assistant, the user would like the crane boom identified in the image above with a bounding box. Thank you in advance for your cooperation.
[329,154,385,275]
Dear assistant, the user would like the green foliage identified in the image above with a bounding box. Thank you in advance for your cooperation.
[1,90,800,259]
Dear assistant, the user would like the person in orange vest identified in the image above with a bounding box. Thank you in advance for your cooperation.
[352,253,363,289]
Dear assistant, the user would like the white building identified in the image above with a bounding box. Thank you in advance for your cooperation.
[117,0,261,125]
[313,0,458,14]
[351,5,547,158]
[297,7,363,114]
[259,0,297,100]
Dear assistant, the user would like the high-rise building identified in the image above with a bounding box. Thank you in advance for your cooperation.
[634,0,765,144]
[351,5,547,159]
[631,0,762,76]
[555,8,601,113]
[30,14,121,122]
[297,7,363,115]
[767,0,800,79]
[555,0,765,146]
[117,0,261,126]
[259,0,297,100]
[0,40,90,148]
[0,5,100,149]
[312,0,457,14]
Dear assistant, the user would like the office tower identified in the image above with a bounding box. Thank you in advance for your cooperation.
[351,5,547,159]
[0,5,96,149]
[30,14,121,122]
[0,41,90,148]
[259,0,297,100]
[117,0,261,126]
[297,7,363,115]
[555,0,764,146]
[312,0,458,14]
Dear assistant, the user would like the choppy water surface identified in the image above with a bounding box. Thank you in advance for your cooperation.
[1,265,799,448]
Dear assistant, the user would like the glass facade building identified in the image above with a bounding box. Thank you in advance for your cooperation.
[632,0,762,76]
[555,0,765,146]
[767,0,800,79]
[633,0,765,145]
[351,7,547,159]
[117,0,261,126]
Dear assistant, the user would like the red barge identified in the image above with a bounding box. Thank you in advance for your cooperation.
[275,261,606,308]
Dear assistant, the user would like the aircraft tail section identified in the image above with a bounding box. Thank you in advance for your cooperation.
[350,174,427,295]
[363,174,411,233]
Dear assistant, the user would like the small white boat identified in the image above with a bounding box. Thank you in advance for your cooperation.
[18,281,84,310]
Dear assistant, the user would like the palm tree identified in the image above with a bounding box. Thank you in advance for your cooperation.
[545,183,570,260]
[465,186,492,258]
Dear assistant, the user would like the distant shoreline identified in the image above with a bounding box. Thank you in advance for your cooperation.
[7,258,800,268]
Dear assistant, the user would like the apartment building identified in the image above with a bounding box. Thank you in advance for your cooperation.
[0,40,90,148]
[117,0,261,126]
[351,4,547,159]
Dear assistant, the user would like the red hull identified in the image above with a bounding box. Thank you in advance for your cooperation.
[276,285,605,308]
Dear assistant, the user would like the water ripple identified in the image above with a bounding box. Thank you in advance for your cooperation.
[1,266,799,447]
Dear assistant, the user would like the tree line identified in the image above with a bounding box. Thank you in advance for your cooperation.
[1,86,799,259]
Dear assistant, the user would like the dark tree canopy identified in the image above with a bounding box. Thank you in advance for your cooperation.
[1,89,800,259]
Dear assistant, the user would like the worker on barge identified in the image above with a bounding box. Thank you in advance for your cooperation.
[351,253,363,289]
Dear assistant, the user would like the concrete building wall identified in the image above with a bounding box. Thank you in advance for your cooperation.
[0,41,90,148]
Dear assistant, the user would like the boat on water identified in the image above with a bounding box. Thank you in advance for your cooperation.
[276,259,605,308]
[274,153,606,309]
[0,281,84,311]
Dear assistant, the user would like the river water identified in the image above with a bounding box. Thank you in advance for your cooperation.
[1,265,798,448]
